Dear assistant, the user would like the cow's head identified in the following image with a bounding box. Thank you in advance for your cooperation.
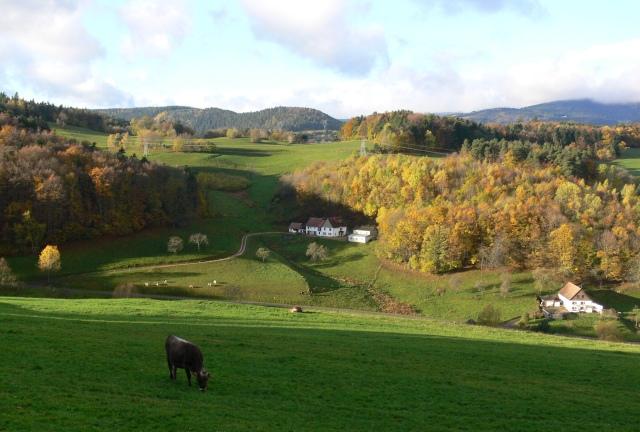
[196,370,211,391]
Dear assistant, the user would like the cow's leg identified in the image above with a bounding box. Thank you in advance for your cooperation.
[167,360,174,379]
[185,369,192,386]
[171,365,177,380]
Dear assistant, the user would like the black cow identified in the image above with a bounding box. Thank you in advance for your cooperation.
[165,335,211,391]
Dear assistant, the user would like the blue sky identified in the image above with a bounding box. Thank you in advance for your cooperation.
[1,0,639,117]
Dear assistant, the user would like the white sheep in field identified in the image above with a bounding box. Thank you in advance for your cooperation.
[155,282,159,287]
[207,282,212,287]
[144,282,149,287]
[163,280,168,284]
[189,284,194,289]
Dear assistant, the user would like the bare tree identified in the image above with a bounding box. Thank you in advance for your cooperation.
[532,268,560,295]
[306,242,329,262]
[188,233,208,251]
[167,236,184,254]
[0,258,18,288]
[478,235,508,270]
[256,247,270,262]
[500,273,512,297]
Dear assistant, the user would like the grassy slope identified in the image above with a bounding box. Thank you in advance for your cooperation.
[1,297,638,431]
[52,124,109,148]
[11,129,360,277]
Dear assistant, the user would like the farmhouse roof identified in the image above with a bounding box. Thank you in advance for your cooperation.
[306,217,325,228]
[355,225,377,232]
[328,217,344,226]
[289,222,304,230]
[558,282,589,301]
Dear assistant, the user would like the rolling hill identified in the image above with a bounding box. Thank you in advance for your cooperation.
[1,296,638,431]
[460,99,640,125]
[95,106,343,132]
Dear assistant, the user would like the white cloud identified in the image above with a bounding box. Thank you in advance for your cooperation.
[119,0,192,58]
[187,37,640,118]
[420,0,546,17]
[239,0,388,76]
[0,0,132,106]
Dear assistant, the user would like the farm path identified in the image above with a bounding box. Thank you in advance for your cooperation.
[57,231,287,278]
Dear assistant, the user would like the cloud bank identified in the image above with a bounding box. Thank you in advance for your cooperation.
[0,0,131,106]
[240,0,388,76]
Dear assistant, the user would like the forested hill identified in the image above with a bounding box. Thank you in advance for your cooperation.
[96,106,343,132]
[460,99,640,125]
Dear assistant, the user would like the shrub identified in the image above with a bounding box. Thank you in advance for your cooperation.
[113,283,136,298]
[0,257,18,288]
[477,304,501,326]
[594,320,623,342]
[517,312,530,328]
[534,319,550,333]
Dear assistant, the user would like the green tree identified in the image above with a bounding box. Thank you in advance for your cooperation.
[419,225,452,274]
[14,210,46,254]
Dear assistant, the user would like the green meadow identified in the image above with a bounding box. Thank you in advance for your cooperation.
[1,297,638,431]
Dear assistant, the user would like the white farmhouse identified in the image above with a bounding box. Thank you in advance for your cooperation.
[305,217,347,237]
[348,226,377,243]
[539,282,603,317]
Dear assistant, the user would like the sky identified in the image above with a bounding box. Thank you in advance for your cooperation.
[1,0,639,118]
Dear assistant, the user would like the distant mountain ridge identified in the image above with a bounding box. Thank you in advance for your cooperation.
[460,99,640,125]
[95,106,343,132]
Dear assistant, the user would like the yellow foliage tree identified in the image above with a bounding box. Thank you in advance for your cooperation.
[549,224,577,274]
[38,245,61,282]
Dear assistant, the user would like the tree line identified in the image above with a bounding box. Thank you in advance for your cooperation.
[283,152,640,283]
[341,110,640,157]
[0,112,203,256]
[0,92,125,133]
[97,106,342,134]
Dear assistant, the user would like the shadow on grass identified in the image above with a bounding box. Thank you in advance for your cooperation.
[214,147,282,157]
[590,289,640,312]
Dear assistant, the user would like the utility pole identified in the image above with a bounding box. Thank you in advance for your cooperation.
[322,119,328,142]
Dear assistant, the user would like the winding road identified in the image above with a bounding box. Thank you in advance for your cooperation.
[61,231,287,277]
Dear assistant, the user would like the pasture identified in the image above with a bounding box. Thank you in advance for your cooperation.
[1,297,638,431]
[614,147,640,176]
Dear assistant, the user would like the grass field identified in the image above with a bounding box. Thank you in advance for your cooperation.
[1,296,638,431]
[614,147,640,176]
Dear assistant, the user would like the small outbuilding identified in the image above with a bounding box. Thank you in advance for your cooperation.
[348,226,377,243]
[288,222,305,233]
